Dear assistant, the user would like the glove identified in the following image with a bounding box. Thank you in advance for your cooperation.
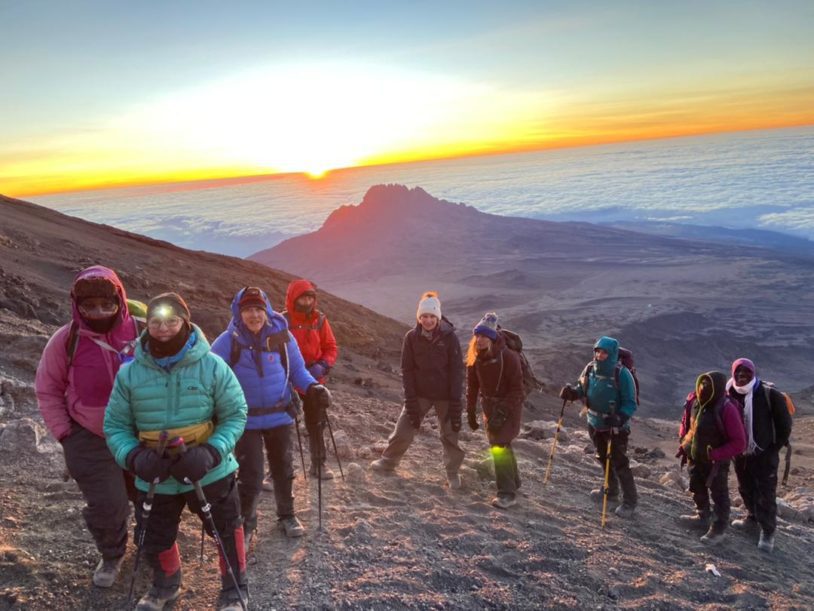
[306,383,332,411]
[127,447,173,483]
[308,361,329,380]
[405,400,421,430]
[604,413,629,429]
[706,444,714,461]
[467,407,480,431]
[675,446,688,467]
[169,444,221,483]
[448,408,462,433]
[487,406,509,433]
[559,385,580,401]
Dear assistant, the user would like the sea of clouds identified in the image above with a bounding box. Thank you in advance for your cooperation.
[35,126,814,257]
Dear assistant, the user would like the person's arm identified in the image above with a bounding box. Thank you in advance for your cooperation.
[206,357,249,458]
[710,400,747,461]
[289,333,318,393]
[104,367,140,469]
[34,326,74,441]
[318,317,338,368]
[401,332,418,402]
[466,364,479,412]
[769,387,793,448]
[617,367,637,418]
[448,335,464,412]
[502,350,525,411]
[209,331,231,363]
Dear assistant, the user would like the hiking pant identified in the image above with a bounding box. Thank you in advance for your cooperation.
[62,425,135,560]
[135,473,246,594]
[491,443,521,499]
[734,449,780,535]
[589,426,638,508]
[236,425,295,534]
[688,459,731,528]
[302,394,328,470]
[380,398,465,475]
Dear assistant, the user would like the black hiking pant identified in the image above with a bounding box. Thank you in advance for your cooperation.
[235,424,295,534]
[589,426,638,508]
[688,459,731,527]
[61,425,136,560]
[734,448,780,535]
[302,393,328,470]
[492,442,521,499]
[135,473,246,594]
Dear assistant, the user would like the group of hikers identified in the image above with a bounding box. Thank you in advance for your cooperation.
[34,267,794,610]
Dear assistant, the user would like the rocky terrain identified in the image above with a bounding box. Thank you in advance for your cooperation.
[1,193,813,609]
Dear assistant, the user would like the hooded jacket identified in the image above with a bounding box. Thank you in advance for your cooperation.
[211,286,317,430]
[35,266,139,441]
[104,325,247,494]
[466,332,524,446]
[401,316,463,408]
[573,336,637,431]
[284,279,338,382]
[680,371,746,463]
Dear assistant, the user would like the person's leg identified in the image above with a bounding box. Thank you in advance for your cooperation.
[186,474,247,606]
[709,460,731,528]
[373,400,432,470]
[491,443,518,507]
[687,460,712,517]
[264,426,295,519]
[234,429,264,540]
[752,449,780,550]
[610,430,638,514]
[137,491,185,605]
[588,426,619,499]
[62,427,130,584]
[733,454,758,520]
[433,400,465,479]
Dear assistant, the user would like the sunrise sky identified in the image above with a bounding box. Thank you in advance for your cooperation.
[2,1,813,196]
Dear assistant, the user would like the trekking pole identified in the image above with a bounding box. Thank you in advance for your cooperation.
[126,431,169,608]
[325,415,345,480]
[172,438,248,611]
[543,399,568,486]
[601,434,613,528]
[317,417,325,531]
[294,416,307,481]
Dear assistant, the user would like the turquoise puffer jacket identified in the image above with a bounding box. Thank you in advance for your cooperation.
[574,336,637,431]
[104,324,248,495]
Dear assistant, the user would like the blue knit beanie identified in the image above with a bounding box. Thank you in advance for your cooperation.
[473,312,499,340]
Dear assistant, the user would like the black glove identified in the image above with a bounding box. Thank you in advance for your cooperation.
[127,447,173,483]
[169,444,221,483]
[306,383,332,411]
[448,408,462,433]
[405,400,421,430]
[559,385,580,401]
[467,407,480,431]
[604,413,629,429]
[675,446,688,467]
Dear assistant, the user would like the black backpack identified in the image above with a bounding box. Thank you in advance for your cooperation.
[498,328,543,399]
[580,346,640,405]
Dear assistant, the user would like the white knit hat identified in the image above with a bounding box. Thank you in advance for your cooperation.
[416,291,442,320]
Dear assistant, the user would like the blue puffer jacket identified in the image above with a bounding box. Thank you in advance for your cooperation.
[211,287,316,430]
[104,325,248,495]
[574,336,637,431]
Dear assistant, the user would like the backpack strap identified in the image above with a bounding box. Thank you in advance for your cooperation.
[66,321,80,367]
[283,309,325,331]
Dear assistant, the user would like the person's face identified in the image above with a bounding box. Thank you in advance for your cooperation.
[698,377,714,404]
[147,307,184,342]
[241,306,268,334]
[475,335,492,351]
[734,365,754,386]
[77,297,119,320]
[419,314,438,331]
[296,294,315,311]
[594,348,609,362]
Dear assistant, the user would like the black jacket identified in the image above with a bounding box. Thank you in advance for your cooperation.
[401,317,463,412]
[728,381,792,452]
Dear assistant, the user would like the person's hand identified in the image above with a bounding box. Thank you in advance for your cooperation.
[405,400,421,430]
[308,361,329,379]
[306,383,332,410]
[675,445,688,467]
[559,385,580,401]
[605,413,629,429]
[127,447,173,483]
[706,445,714,461]
[448,408,462,433]
[467,407,480,431]
[169,444,220,483]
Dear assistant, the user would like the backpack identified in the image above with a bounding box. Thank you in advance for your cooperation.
[761,382,796,486]
[66,298,147,367]
[228,328,291,378]
[580,346,640,405]
[497,328,543,399]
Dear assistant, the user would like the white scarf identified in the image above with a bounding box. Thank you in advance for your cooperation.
[726,377,761,455]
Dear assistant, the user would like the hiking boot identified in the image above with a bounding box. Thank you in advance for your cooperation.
[700,523,727,545]
[92,555,124,588]
[447,473,462,490]
[491,495,517,509]
[279,516,305,538]
[678,513,711,529]
[731,515,758,530]
[370,458,395,473]
[218,586,248,611]
[262,476,273,492]
[135,584,182,611]
[614,504,636,519]
[758,530,775,553]
[590,488,619,504]
[309,463,335,479]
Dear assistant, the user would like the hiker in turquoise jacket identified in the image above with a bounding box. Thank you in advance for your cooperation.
[560,336,639,518]
[105,292,248,611]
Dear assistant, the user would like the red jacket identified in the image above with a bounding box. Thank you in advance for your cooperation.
[285,279,338,383]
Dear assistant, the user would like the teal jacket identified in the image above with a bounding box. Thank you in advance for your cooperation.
[104,324,248,495]
[574,336,637,431]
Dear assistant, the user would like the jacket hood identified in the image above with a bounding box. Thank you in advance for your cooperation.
[70,265,130,331]
[285,279,318,316]
[696,371,728,408]
[593,336,619,376]
[229,287,287,342]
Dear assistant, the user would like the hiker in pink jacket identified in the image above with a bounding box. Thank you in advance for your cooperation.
[35,265,141,588]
